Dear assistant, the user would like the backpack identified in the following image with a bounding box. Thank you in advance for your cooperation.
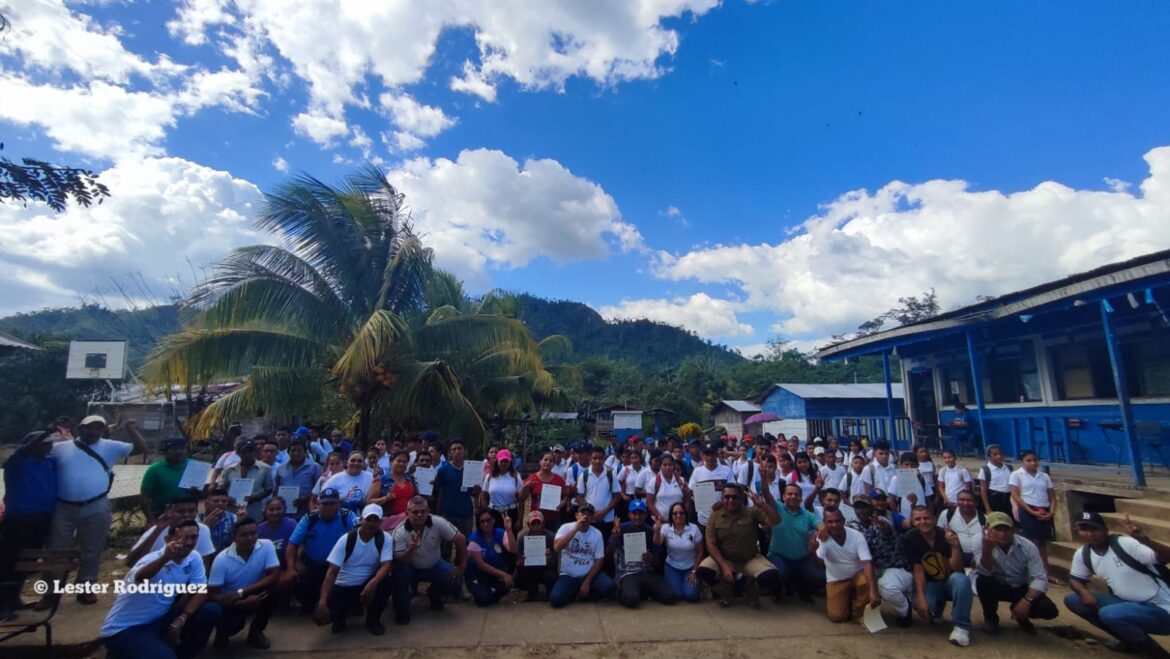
[945,507,985,528]
[980,463,1012,483]
[1080,535,1170,586]
[583,467,615,491]
[306,510,354,534]
[343,527,385,563]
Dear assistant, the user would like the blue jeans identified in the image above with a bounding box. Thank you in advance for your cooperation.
[392,560,454,618]
[104,601,221,659]
[924,572,973,631]
[664,564,701,602]
[767,553,824,595]
[548,572,616,608]
[1065,592,1170,645]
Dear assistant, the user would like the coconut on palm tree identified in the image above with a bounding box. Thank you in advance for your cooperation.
[143,167,561,447]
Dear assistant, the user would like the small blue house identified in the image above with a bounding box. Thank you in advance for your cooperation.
[757,383,907,443]
[816,249,1170,486]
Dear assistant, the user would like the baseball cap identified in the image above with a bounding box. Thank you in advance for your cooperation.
[361,504,384,520]
[18,431,53,450]
[318,487,341,503]
[575,502,596,515]
[162,436,188,448]
[1075,511,1106,529]
[628,499,648,513]
[869,488,887,499]
[552,444,565,452]
[80,414,107,427]
[852,494,873,507]
[528,510,545,524]
[986,512,1015,528]
[293,426,310,437]
[813,446,825,456]
[497,449,513,463]
[701,443,718,455]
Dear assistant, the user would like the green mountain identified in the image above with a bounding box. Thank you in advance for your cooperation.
[0,296,744,372]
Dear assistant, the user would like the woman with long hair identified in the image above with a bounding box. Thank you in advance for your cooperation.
[654,501,703,602]
[520,451,567,529]
[465,508,516,607]
[481,449,522,534]
[789,452,821,511]
[367,450,417,522]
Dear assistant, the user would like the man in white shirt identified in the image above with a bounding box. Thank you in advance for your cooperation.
[208,517,280,649]
[48,415,146,603]
[551,445,569,479]
[316,504,394,635]
[101,520,220,659]
[938,490,984,567]
[860,441,896,494]
[550,503,617,607]
[688,444,735,529]
[576,446,621,536]
[820,451,848,491]
[126,496,217,570]
[815,508,880,623]
[1067,511,1170,657]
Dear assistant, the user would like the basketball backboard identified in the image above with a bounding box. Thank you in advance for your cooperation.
[66,341,127,380]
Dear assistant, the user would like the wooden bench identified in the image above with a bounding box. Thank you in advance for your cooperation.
[0,548,80,657]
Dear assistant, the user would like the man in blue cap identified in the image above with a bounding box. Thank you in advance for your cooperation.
[608,499,675,608]
[283,487,359,613]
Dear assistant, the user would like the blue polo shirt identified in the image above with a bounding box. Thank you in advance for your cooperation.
[101,548,206,638]
[289,510,358,565]
[769,503,822,560]
[209,539,279,591]
[435,462,473,518]
[2,453,57,515]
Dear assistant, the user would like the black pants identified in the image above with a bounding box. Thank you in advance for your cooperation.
[466,573,509,607]
[294,562,329,612]
[217,594,279,636]
[515,565,558,599]
[328,578,392,626]
[0,512,52,611]
[617,572,678,608]
[975,575,1059,624]
[985,491,1012,516]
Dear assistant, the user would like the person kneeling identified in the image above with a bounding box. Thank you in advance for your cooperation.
[101,520,221,659]
[697,484,780,608]
[391,495,467,624]
[314,504,394,636]
[550,503,616,608]
[815,508,880,623]
[465,508,516,607]
[515,512,558,601]
[609,499,676,608]
[208,517,280,649]
[975,511,1059,635]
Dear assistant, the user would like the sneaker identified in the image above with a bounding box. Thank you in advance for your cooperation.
[1016,618,1036,635]
[949,627,971,647]
[982,620,1001,636]
[76,593,98,605]
[896,612,912,628]
[366,620,386,636]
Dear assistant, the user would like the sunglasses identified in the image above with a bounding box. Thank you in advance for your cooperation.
[721,495,739,500]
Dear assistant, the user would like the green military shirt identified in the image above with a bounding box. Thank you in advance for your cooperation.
[708,506,767,563]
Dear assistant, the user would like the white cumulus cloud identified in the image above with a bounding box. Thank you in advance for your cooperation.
[654,145,1170,339]
[600,293,753,339]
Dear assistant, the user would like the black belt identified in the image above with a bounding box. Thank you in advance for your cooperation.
[59,493,108,506]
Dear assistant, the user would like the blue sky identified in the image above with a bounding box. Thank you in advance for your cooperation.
[2,0,1169,355]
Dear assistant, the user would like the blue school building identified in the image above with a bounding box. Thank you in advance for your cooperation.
[816,249,1170,486]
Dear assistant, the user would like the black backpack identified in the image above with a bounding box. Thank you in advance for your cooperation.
[979,463,1012,483]
[1080,534,1170,586]
[945,507,985,527]
[306,510,354,534]
[343,528,385,563]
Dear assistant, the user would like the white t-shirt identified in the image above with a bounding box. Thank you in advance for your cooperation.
[815,527,872,582]
[982,462,1013,493]
[918,461,936,492]
[327,530,394,587]
[53,438,133,502]
[688,463,734,525]
[576,467,621,523]
[551,459,569,480]
[647,473,685,519]
[555,523,604,578]
[731,459,754,485]
[619,466,650,496]
[1070,536,1170,613]
[482,472,522,509]
[324,470,373,509]
[661,523,703,570]
[748,471,783,503]
[862,460,897,492]
[214,451,241,471]
[886,472,926,518]
[1009,469,1053,507]
[820,463,848,491]
[209,539,280,591]
[845,468,869,499]
[132,523,216,558]
[937,465,973,503]
[938,509,984,556]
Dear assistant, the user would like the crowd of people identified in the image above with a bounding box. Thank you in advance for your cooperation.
[2,417,1170,658]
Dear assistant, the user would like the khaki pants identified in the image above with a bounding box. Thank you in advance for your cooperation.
[825,571,871,623]
[698,555,777,599]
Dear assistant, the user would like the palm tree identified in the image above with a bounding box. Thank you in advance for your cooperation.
[143,167,549,447]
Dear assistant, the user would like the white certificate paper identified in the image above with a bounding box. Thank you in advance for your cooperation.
[693,481,719,513]
[414,467,437,496]
[523,535,547,567]
[177,460,211,489]
[462,461,484,490]
[538,483,562,511]
[864,604,887,633]
[895,469,924,502]
[227,478,254,503]
[623,531,647,558]
[277,485,301,513]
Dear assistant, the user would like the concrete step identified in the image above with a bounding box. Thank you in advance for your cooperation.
[1047,541,1109,590]
[1114,497,1170,519]
[1049,541,1081,562]
[1100,512,1170,544]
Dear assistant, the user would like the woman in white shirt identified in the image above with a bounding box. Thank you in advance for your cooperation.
[653,502,704,602]
[480,449,523,534]
[789,452,821,511]
[913,444,937,509]
[935,449,973,509]
[323,451,373,515]
[646,454,687,522]
[1009,450,1057,578]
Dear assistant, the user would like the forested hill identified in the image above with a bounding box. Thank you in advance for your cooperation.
[0,296,744,371]
[516,294,744,369]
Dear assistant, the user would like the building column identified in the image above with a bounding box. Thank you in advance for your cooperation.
[883,351,899,449]
[1100,300,1146,487]
[965,331,990,455]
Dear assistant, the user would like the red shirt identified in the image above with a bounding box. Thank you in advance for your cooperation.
[524,472,567,511]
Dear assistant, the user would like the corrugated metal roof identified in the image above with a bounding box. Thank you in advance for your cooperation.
[0,331,40,350]
[775,383,904,399]
[719,400,761,413]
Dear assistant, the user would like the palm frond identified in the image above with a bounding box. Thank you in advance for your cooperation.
[188,367,327,437]
[142,325,327,387]
[537,334,573,362]
[331,309,408,382]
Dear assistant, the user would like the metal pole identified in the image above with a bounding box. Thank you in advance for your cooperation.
[965,331,991,455]
[1100,300,1146,486]
[883,351,899,448]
